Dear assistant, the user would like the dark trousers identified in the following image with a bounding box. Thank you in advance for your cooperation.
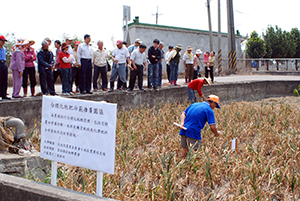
[60,68,72,93]
[166,64,170,82]
[93,65,108,90]
[39,69,55,95]
[79,59,92,93]
[117,65,128,89]
[22,67,36,88]
[0,62,8,98]
[72,67,80,88]
[205,66,214,82]
[193,65,200,80]
[53,69,61,84]
[129,65,144,90]
[158,62,162,86]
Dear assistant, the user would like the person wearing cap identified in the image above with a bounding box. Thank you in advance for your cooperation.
[77,34,93,94]
[168,44,182,86]
[165,45,173,83]
[193,49,202,79]
[66,36,76,65]
[9,39,26,98]
[109,40,130,92]
[205,51,216,83]
[72,41,81,93]
[59,43,74,96]
[147,39,161,91]
[128,38,141,54]
[53,40,62,86]
[158,42,164,87]
[187,77,211,103]
[128,44,147,91]
[179,94,221,158]
[22,40,36,97]
[37,40,56,95]
[93,40,109,91]
[183,46,194,84]
[0,35,11,100]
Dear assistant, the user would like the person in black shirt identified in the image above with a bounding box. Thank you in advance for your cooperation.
[147,39,161,91]
[37,40,56,95]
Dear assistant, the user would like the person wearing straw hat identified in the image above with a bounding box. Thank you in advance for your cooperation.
[9,39,26,98]
[59,42,74,96]
[22,40,36,97]
[187,77,211,103]
[128,38,142,54]
[183,46,194,84]
[168,44,182,86]
[178,94,221,158]
[193,49,202,79]
[0,35,10,100]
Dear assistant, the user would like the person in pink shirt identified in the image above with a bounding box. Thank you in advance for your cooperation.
[22,40,36,97]
[9,39,26,98]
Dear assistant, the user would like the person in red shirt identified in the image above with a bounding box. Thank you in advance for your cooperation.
[59,43,74,96]
[187,77,211,103]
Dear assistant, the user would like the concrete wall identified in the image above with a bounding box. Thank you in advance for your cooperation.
[127,22,246,73]
[0,173,115,201]
[0,80,299,131]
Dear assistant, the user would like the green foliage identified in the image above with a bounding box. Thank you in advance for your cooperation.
[246,31,266,58]
[294,85,300,97]
[263,25,297,58]
[290,28,300,58]
[0,32,16,66]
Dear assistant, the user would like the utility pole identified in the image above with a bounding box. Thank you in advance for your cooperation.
[152,6,163,25]
[227,0,236,73]
[217,0,222,74]
[206,0,213,51]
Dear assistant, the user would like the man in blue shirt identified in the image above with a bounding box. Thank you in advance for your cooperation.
[179,95,221,158]
[0,35,10,100]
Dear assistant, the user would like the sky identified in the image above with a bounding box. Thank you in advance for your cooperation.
[1,0,300,51]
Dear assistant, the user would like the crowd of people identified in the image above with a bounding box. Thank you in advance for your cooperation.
[0,34,216,100]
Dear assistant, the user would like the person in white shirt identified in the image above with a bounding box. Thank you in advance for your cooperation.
[108,40,130,92]
[93,40,109,91]
[183,46,194,84]
[77,34,93,94]
[128,44,147,91]
[165,45,173,83]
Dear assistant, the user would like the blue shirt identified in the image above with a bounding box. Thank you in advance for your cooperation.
[179,102,216,140]
[0,46,6,61]
[128,45,138,54]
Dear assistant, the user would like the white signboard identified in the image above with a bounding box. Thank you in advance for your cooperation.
[41,96,117,174]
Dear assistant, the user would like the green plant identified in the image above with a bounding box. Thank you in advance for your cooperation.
[294,85,300,96]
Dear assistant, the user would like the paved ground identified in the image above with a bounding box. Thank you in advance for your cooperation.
[5,74,300,98]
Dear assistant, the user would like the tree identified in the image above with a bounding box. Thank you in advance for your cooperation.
[290,28,300,70]
[245,31,266,58]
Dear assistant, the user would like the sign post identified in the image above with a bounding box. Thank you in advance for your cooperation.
[41,96,117,197]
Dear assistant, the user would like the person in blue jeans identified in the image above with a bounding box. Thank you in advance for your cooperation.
[158,42,164,87]
[168,44,182,86]
[178,95,221,158]
[147,39,161,91]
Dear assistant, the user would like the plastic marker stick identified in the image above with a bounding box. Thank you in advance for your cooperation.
[231,138,237,151]
[174,122,187,130]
